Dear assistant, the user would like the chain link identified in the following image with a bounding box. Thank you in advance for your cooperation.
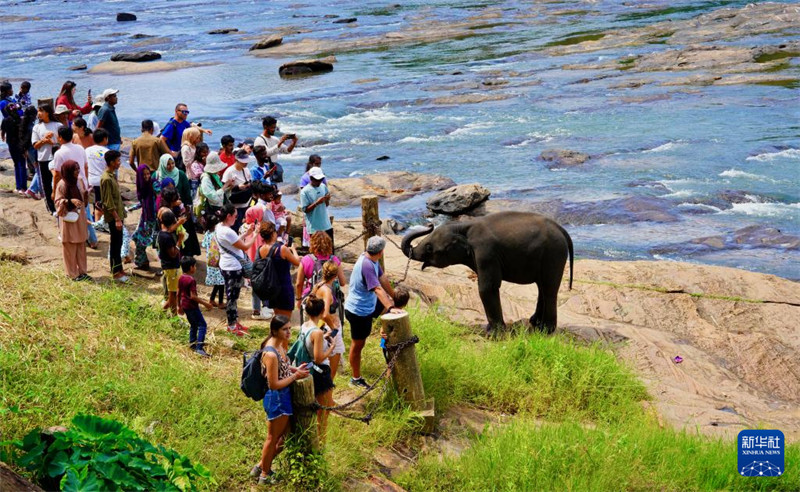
[382,235,412,284]
[333,231,365,253]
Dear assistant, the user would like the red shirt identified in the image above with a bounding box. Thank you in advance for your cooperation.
[219,149,235,169]
[56,94,92,121]
[178,274,199,310]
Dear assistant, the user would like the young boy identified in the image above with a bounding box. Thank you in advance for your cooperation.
[393,286,410,310]
[179,256,214,357]
[158,210,182,314]
[100,150,127,282]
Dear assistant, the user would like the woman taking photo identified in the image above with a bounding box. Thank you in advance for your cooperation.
[311,261,346,379]
[258,221,301,319]
[132,165,158,270]
[54,160,90,281]
[55,80,92,122]
[252,315,309,485]
[216,204,258,335]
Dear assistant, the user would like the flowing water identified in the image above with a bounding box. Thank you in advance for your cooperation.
[3,0,798,278]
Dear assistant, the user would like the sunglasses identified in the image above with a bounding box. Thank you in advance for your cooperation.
[180,110,190,115]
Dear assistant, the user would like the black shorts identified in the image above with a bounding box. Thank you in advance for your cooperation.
[93,186,102,209]
[268,284,295,312]
[311,364,334,396]
[345,303,384,341]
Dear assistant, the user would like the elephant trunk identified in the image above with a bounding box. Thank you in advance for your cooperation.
[400,223,434,258]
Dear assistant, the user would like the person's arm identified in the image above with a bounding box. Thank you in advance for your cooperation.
[190,122,212,136]
[336,262,347,287]
[311,329,335,364]
[158,138,176,159]
[53,182,69,216]
[379,273,396,299]
[96,110,105,130]
[189,291,214,310]
[373,285,394,313]
[52,170,61,199]
[128,142,136,170]
[302,190,326,214]
[320,287,338,329]
[263,351,308,391]
[232,228,257,251]
[280,244,301,267]
[31,127,48,150]
[295,258,307,302]
[285,136,297,154]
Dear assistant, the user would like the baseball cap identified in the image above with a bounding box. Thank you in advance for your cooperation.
[366,236,386,255]
[93,95,104,107]
[101,88,119,101]
[308,166,325,180]
[54,104,69,115]
[234,148,251,163]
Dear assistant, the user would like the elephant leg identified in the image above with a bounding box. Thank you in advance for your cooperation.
[529,282,544,330]
[477,266,504,333]
[536,281,560,335]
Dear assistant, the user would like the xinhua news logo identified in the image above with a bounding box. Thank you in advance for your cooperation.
[738,430,784,477]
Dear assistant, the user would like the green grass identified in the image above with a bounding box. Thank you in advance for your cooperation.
[1,261,797,491]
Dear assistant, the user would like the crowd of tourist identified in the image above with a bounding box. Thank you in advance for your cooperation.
[2,79,414,485]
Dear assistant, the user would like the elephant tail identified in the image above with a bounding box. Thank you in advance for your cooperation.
[556,223,574,290]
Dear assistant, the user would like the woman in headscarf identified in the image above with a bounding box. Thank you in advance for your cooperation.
[155,153,200,255]
[180,126,202,173]
[132,164,158,270]
[54,160,90,281]
[241,204,273,321]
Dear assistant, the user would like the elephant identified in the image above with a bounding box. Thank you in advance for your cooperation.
[400,211,573,334]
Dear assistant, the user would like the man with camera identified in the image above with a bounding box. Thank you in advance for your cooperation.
[253,116,297,185]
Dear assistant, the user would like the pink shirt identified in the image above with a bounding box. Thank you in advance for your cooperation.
[300,253,341,295]
[272,201,286,220]
[188,160,204,180]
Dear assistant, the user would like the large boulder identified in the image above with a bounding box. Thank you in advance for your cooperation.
[116,12,137,22]
[110,51,162,62]
[249,35,283,51]
[426,184,491,215]
[327,171,456,207]
[209,28,239,34]
[539,148,590,169]
[279,56,336,77]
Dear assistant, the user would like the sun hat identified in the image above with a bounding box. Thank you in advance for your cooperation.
[100,88,119,101]
[204,151,226,173]
[308,166,325,180]
[54,104,69,115]
[366,236,386,255]
[92,95,104,107]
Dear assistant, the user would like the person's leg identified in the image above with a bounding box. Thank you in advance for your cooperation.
[10,145,26,191]
[39,162,54,213]
[195,312,208,355]
[222,270,242,327]
[107,143,121,151]
[233,207,245,233]
[349,339,366,379]
[62,243,79,279]
[325,228,334,250]
[252,291,262,316]
[28,156,42,195]
[260,415,290,476]
[109,222,123,275]
[346,310,371,380]
[330,353,341,380]
[316,390,333,444]
[85,204,98,247]
[76,242,88,276]
[187,311,198,349]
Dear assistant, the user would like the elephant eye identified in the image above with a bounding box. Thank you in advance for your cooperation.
[425,243,433,253]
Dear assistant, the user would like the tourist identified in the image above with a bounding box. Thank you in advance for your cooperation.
[1,102,27,195]
[85,96,103,131]
[54,104,69,127]
[310,261,346,379]
[258,221,301,319]
[253,315,309,485]
[0,81,18,117]
[158,209,182,315]
[296,231,346,302]
[299,295,336,442]
[71,118,93,148]
[344,236,398,388]
[187,142,209,198]
[132,165,158,270]
[20,106,41,199]
[252,181,276,226]
[154,153,200,256]
[219,134,236,168]
[16,81,31,110]
[85,128,109,222]
[31,104,62,213]
[160,103,212,154]
[52,126,97,249]
[241,204,272,321]
[54,160,90,281]
[299,154,325,188]
[180,126,203,172]
[223,148,253,232]
[271,191,291,244]
[129,119,172,172]
[96,89,121,151]
[201,212,225,309]
[55,81,92,122]
[250,144,275,184]
[100,149,127,282]
[216,204,258,335]
[178,256,214,357]
[198,151,233,213]
[254,116,296,181]
[300,166,333,245]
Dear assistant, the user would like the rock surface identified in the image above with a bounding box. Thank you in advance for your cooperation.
[110,51,162,62]
[426,184,491,215]
[651,225,800,256]
[116,12,137,22]
[249,35,283,51]
[279,56,336,77]
[333,17,358,24]
[68,64,87,71]
[209,28,238,35]
[89,61,215,75]
[327,171,456,207]
[539,149,590,169]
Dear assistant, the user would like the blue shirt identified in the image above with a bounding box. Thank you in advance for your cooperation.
[161,118,191,152]
[344,253,383,316]
[97,103,120,145]
[300,183,332,234]
[249,163,273,185]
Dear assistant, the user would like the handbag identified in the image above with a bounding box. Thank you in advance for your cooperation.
[218,240,253,279]
[269,162,284,183]
[63,211,80,223]
[228,169,252,205]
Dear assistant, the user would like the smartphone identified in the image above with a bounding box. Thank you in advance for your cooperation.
[329,329,339,339]
[284,133,296,139]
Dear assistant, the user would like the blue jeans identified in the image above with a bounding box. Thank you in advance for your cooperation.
[107,143,121,151]
[85,204,97,245]
[185,308,207,348]
[9,143,26,191]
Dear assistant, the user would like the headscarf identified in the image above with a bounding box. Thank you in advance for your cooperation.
[157,153,179,183]
[181,126,202,147]
[60,160,85,207]
[160,177,175,190]
[245,205,265,261]
[136,164,156,222]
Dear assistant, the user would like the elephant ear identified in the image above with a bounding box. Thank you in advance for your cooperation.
[448,223,475,264]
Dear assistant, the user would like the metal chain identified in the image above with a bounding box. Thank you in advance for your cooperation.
[383,234,412,284]
[333,231,365,253]
[309,336,420,424]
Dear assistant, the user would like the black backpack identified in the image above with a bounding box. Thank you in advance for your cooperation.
[240,347,277,401]
[160,118,185,170]
[251,243,282,303]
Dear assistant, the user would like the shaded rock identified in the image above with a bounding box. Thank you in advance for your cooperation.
[651,225,800,256]
[429,93,511,105]
[427,184,491,216]
[116,12,137,22]
[328,171,456,207]
[279,184,299,195]
[209,28,239,35]
[353,78,380,84]
[131,33,153,39]
[626,179,670,194]
[110,51,161,62]
[89,61,215,75]
[333,17,358,24]
[382,218,408,235]
[296,138,331,148]
[279,56,335,77]
[54,46,76,54]
[540,148,590,169]
[132,37,172,48]
[68,64,87,71]
[376,155,390,161]
[685,190,772,211]
[249,35,283,51]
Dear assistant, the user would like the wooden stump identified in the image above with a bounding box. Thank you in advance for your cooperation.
[289,376,319,452]
[0,461,44,492]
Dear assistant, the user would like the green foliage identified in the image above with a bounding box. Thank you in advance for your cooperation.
[9,414,213,491]
[278,434,328,492]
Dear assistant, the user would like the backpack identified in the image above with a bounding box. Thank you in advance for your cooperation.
[240,347,274,401]
[303,255,342,306]
[287,328,316,367]
[207,233,220,268]
[251,243,282,302]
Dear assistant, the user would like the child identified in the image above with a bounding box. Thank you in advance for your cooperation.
[271,191,292,244]
[179,256,214,357]
[393,286,410,310]
[159,188,187,247]
[202,212,225,308]
[187,142,209,199]
[158,210,182,315]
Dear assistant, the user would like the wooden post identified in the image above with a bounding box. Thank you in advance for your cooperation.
[361,195,384,269]
[289,376,319,452]
[381,311,435,432]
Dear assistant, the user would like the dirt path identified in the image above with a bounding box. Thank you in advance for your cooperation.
[2,164,798,441]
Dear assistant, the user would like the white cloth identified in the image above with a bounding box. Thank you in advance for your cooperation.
[215,224,244,271]
[86,112,99,132]
[85,145,108,187]
[255,134,289,163]
[222,165,252,208]
[301,321,331,366]
[31,121,62,161]
[52,143,89,190]
[257,199,276,225]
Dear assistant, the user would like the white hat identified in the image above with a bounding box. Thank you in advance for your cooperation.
[54,104,69,115]
[101,88,119,101]
[308,166,325,180]
[204,152,226,174]
[93,95,105,107]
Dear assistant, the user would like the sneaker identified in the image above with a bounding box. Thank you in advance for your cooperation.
[249,464,262,478]
[25,190,40,200]
[227,325,245,337]
[235,322,250,332]
[251,308,274,320]
[195,347,211,358]
[257,471,277,485]
[75,273,93,282]
[115,275,130,283]
[350,377,369,389]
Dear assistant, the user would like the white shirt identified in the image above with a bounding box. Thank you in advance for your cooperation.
[215,224,244,272]
[254,134,289,163]
[51,142,89,190]
[301,321,330,366]
[257,198,276,225]
[222,165,252,208]
[86,112,99,132]
[31,121,62,161]
[85,144,108,187]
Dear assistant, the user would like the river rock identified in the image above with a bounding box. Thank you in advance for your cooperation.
[110,51,162,62]
[296,138,332,148]
[333,17,358,24]
[209,28,239,34]
[89,61,215,75]
[426,184,491,215]
[116,13,137,22]
[249,35,283,51]
[279,56,336,77]
[540,149,590,169]
[651,225,800,257]
[68,64,87,71]
[131,33,154,39]
[376,155,390,161]
[327,171,456,207]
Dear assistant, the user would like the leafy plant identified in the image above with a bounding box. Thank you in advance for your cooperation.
[8,414,214,491]
[278,433,328,491]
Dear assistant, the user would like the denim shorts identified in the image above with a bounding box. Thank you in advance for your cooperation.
[263,387,293,421]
